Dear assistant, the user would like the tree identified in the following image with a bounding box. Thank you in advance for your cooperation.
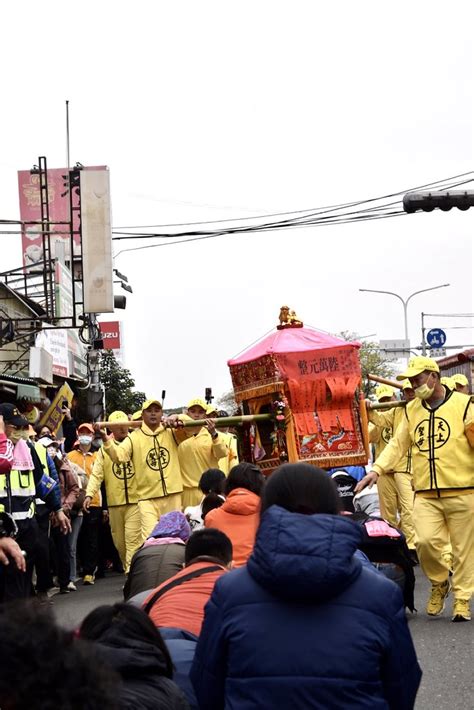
[216,389,239,415]
[335,331,395,398]
[99,350,146,415]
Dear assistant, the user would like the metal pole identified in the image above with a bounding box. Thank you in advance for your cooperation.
[421,312,427,355]
[66,100,70,170]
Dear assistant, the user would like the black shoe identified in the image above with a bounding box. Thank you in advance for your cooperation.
[59,587,70,595]
[408,550,419,566]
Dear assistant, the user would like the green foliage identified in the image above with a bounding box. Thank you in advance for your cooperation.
[335,331,395,397]
[99,350,146,415]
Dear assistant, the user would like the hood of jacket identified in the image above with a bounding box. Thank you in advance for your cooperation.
[247,505,363,602]
[94,623,170,679]
[221,488,261,516]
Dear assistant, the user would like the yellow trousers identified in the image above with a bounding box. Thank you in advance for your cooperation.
[377,472,416,549]
[137,493,183,543]
[413,494,474,601]
[108,504,141,574]
[182,487,202,509]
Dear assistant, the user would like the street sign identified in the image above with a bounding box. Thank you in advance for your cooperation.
[426,328,447,348]
[430,347,447,358]
[379,339,411,361]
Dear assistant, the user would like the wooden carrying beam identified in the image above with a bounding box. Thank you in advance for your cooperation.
[367,374,404,390]
[95,413,276,429]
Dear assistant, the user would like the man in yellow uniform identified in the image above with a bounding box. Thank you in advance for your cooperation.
[205,405,239,476]
[84,411,141,573]
[368,383,416,556]
[96,399,187,543]
[452,373,470,394]
[357,356,474,622]
[178,399,229,509]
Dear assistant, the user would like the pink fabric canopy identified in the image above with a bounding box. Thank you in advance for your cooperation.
[228,327,359,366]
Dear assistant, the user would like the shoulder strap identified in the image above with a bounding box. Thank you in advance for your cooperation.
[143,565,222,615]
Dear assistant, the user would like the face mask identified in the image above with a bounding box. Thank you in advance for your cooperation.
[415,375,434,400]
[9,430,23,443]
[20,430,30,440]
[78,435,92,446]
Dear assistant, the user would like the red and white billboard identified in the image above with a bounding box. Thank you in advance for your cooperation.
[17,165,106,269]
[99,321,121,351]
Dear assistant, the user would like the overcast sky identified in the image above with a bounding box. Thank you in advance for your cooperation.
[1,1,473,406]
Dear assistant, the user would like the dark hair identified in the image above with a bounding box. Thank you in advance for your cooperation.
[0,601,119,708]
[262,463,341,516]
[199,468,226,494]
[35,424,52,436]
[185,528,233,566]
[224,462,264,497]
[201,492,224,520]
[80,603,173,678]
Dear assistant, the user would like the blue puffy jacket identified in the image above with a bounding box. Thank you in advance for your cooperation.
[191,506,421,710]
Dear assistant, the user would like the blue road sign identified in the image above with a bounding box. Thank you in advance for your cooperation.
[426,328,447,347]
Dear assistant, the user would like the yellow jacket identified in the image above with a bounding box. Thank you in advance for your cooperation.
[103,424,186,501]
[369,407,412,474]
[218,432,239,475]
[372,391,474,496]
[87,439,138,507]
[67,449,100,507]
[178,429,229,488]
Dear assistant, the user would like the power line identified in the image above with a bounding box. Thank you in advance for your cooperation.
[112,170,474,230]
[113,209,407,259]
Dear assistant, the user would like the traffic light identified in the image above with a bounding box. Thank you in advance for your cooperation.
[403,190,474,213]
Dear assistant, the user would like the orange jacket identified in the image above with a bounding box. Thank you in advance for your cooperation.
[144,560,227,637]
[205,488,261,567]
[67,449,100,507]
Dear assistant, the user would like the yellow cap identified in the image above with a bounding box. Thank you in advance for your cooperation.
[440,376,455,389]
[396,356,440,381]
[401,379,414,391]
[206,404,218,415]
[451,373,469,387]
[187,398,208,411]
[108,410,129,423]
[375,385,395,402]
[141,399,162,412]
[131,410,142,421]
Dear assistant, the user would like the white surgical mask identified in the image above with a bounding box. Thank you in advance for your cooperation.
[78,435,92,446]
[414,375,435,401]
[9,430,23,443]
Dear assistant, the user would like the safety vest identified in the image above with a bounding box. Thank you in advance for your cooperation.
[34,442,48,506]
[406,390,474,494]
[0,468,36,522]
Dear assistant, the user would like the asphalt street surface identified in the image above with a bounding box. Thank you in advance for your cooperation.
[53,568,473,709]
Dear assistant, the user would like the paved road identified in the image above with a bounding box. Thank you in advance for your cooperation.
[53,568,472,709]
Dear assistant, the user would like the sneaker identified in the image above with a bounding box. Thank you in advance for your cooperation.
[59,587,70,595]
[452,599,471,622]
[83,575,95,586]
[426,579,451,616]
[67,581,77,592]
[47,586,60,598]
